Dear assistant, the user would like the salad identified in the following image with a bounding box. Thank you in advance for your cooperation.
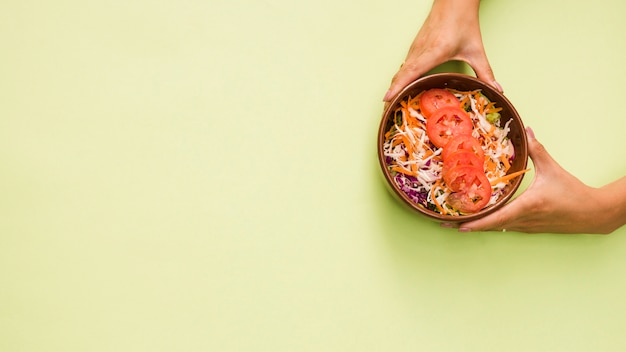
[382,88,528,215]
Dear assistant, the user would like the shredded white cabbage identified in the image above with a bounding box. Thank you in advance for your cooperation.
[383,89,516,215]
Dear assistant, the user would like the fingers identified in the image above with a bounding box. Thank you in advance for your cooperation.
[384,52,503,102]
[384,73,416,102]
[383,65,424,102]
[466,52,502,93]
[457,201,522,232]
[383,54,442,102]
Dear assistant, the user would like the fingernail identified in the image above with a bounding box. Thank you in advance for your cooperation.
[440,222,454,228]
[526,126,535,139]
[383,90,392,102]
[458,227,472,233]
[493,81,504,93]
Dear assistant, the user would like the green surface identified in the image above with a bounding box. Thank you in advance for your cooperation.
[2,0,626,351]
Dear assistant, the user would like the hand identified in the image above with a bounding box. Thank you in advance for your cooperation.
[454,127,624,234]
[383,0,501,102]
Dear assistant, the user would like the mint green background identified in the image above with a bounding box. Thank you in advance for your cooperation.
[2,0,626,351]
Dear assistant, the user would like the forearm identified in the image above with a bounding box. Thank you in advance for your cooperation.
[430,0,480,21]
[595,176,626,233]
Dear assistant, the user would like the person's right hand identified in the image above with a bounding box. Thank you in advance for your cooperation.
[453,127,626,234]
[383,0,502,103]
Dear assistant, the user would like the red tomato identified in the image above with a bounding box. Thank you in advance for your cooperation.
[442,150,484,180]
[426,107,473,148]
[444,165,489,193]
[442,134,485,162]
[443,166,492,213]
[419,89,460,118]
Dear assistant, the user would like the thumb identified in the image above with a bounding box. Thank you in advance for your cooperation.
[384,68,423,102]
[525,126,555,174]
[384,54,443,102]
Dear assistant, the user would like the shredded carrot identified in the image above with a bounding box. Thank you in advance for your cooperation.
[391,165,417,177]
[407,94,421,109]
[499,154,511,172]
[383,87,518,215]
[487,106,503,114]
[406,114,424,130]
[430,181,446,215]
[490,168,531,186]
[485,158,498,175]
[459,95,470,110]
[401,135,413,155]
[484,102,498,113]
[474,91,484,115]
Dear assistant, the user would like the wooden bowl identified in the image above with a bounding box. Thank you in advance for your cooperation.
[377,73,529,222]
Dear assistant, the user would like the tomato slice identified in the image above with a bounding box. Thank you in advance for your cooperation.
[442,134,485,162]
[447,190,490,214]
[442,150,484,181]
[426,107,473,148]
[443,165,490,192]
[444,166,492,213]
[419,88,460,118]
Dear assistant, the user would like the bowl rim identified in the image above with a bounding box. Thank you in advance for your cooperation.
[377,73,528,222]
